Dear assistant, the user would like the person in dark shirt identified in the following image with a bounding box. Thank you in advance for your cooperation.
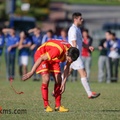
[98,31,111,83]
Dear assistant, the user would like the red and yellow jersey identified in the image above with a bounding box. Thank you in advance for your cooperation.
[35,39,71,62]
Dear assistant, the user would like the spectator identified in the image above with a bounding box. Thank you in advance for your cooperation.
[98,31,111,83]
[2,28,19,81]
[42,29,57,44]
[18,31,32,79]
[81,29,93,81]
[28,27,43,81]
[58,28,68,41]
[58,28,68,73]
[0,29,4,62]
[105,32,120,82]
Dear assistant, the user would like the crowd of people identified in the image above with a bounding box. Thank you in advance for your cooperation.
[0,16,120,84]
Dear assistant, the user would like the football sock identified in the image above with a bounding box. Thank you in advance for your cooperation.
[81,77,92,96]
[54,84,61,107]
[41,83,49,107]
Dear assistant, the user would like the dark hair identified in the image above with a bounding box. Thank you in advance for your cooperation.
[82,28,89,33]
[111,32,116,37]
[72,12,82,22]
[106,30,112,34]
[47,29,53,34]
[68,47,79,61]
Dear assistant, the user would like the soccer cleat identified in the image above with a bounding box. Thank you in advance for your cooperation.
[55,106,69,112]
[44,106,53,112]
[88,92,101,99]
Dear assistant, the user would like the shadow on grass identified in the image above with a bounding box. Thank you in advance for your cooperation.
[101,110,120,112]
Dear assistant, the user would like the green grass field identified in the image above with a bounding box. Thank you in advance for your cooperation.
[52,0,120,5]
[0,50,120,120]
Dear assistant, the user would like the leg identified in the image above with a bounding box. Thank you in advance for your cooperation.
[105,57,111,83]
[85,57,92,81]
[53,73,62,107]
[41,73,50,108]
[78,68,100,98]
[11,54,15,79]
[98,56,105,82]
[78,68,92,96]
[113,58,119,82]
[53,73,69,112]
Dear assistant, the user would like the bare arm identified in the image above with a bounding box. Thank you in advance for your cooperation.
[22,54,48,81]
[72,40,77,47]
[2,28,11,35]
[60,61,71,94]
[28,28,35,33]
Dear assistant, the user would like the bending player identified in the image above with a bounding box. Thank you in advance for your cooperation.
[22,39,79,112]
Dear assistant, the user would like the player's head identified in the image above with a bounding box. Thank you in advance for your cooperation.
[72,12,83,26]
[10,27,15,36]
[66,47,79,63]
[105,30,112,40]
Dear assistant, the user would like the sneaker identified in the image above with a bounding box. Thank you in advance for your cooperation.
[44,106,53,112]
[88,92,100,99]
[55,106,69,112]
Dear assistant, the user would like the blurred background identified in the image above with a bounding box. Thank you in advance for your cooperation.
[0,0,120,48]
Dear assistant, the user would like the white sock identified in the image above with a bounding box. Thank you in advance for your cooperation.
[81,77,92,96]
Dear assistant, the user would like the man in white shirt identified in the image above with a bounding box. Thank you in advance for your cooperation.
[68,12,100,98]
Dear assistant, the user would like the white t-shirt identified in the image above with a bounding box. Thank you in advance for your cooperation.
[108,41,119,58]
[68,24,84,70]
[68,24,83,53]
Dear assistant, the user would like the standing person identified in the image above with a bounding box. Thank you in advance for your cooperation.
[58,28,68,73]
[22,39,80,112]
[42,29,57,44]
[68,12,100,98]
[18,31,32,79]
[2,28,19,81]
[105,32,120,82]
[81,28,93,81]
[0,30,4,62]
[28,27,42,81]
[58,28,68,41]
[98,31,111,83]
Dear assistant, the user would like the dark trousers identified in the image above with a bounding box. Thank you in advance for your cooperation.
[109,57,119,82]
[5,52,16,79]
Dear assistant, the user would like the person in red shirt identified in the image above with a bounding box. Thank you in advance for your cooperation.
[81,29,93,81]
[22,39,79,112]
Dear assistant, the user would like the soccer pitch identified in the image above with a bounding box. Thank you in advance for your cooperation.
[0,50,120,120]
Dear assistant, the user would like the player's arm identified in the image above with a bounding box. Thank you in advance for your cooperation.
[60,61,71,94]
[22,54,48,81]
[71,40,77,47]
[28,28,35,33]
[2,28,11,35]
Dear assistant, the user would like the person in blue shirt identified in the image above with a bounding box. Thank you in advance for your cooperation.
[105,32,119,82]
[18,31,32,79]
[42,29,57,44]
[28,27,42,81]
[0,30,5,62]
[57,28,68,73]
[2,28,19,81]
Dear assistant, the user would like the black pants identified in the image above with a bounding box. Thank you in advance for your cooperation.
[109,57,119,82]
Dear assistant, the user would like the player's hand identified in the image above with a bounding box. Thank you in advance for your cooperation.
[60,82,66,94]
[7,46,12,52]
[22,71,33,81]
[18,45,23,50]
[89,46,94,52]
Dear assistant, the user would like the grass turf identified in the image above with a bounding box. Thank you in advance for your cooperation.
[0,50,120,120]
